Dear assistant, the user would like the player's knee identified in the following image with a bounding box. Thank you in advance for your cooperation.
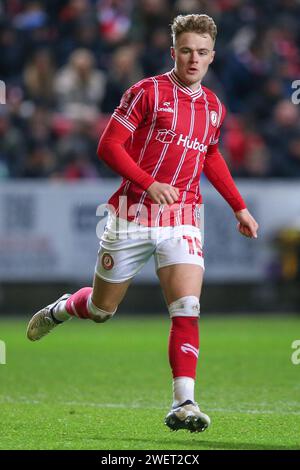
[88,295,118,323]
[168,295,200,318]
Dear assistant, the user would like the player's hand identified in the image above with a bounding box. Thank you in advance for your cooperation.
[146,182,180,205]
[235,208,259,239]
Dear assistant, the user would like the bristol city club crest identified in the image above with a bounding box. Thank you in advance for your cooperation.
[210,111,218,127]
[102,253,114,270]
[156,129,177,144]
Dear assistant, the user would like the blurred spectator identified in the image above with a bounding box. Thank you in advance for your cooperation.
[13,2,48,31]
[55,1,101,66]
[96,0,133,45]
[71,19,108,70]
[63,150,99,179]
[238,137,271,178]
[131,0,171,42]
[26,106,55,149]
[250,77,283,124]
[0,107,25,177]
[21,144,56,178]
[173,0,219,18]
[262,100,300,176]
[55,111,97,165]
[141,28,173,76]
[0,23,25,82]
[56,0,95,42]
[23,48,56,106]
[54,48,106,114]
[13,1,53,53]
[101,44,143,113]
[222,31,272,113]
[280,134,300,177]
[223,115,249,172]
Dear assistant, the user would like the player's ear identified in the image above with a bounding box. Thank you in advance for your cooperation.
[170,46,175,61]
[209,50,215,64]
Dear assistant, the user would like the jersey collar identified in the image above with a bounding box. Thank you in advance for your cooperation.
[167,69,203,99]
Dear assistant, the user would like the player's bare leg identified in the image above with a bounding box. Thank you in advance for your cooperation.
[90,274,131,322]
[158,263,210,432]
[158,263,203,304]
[26,275,131,341]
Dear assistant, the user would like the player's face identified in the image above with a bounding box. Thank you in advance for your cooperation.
[171,32,215,90]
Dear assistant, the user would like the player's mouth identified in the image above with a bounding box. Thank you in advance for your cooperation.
[187,67,199,74]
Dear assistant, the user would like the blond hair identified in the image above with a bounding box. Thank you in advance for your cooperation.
[171,14,217,45]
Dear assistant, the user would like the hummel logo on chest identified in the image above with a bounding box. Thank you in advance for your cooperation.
[157,101,174,113]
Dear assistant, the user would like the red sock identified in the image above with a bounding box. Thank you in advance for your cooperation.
[168,316,199,379]
[65,287,93,319]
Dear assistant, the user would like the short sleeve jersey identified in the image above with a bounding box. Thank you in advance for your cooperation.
[108,69,226,227]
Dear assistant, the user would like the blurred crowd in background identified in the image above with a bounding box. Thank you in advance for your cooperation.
[1,0,300,181]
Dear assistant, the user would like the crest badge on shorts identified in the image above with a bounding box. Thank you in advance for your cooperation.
[210,111,218,127]
[102,253,114,270]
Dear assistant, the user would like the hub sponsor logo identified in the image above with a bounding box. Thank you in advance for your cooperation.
[177,134,208,152]
[156,130,208,152]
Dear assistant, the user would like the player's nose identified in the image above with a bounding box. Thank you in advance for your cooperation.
[190,51,198,62]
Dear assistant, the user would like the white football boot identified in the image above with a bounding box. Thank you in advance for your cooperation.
[165,400,211,433]
[26,294,71,342]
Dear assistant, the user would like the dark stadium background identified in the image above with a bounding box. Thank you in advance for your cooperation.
[0,0,300,315]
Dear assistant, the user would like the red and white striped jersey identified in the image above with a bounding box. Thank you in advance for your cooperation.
[108,69,226,227]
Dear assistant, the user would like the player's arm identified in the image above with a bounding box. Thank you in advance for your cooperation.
[97,118,155,191]
[97,119,179,205]
[203,144,259,238]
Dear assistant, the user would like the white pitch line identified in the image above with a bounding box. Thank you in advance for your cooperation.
[1,396,300,415]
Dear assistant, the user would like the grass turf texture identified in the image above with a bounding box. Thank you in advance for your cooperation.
[0,315,300,450]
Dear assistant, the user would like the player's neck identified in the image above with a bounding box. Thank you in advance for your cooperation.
[172,69,202,93]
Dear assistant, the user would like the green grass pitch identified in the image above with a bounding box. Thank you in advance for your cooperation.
[0,314,300,450]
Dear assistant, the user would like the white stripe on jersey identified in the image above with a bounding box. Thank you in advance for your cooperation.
[136,78,159,167]
[117,78,159,218]
[178,89,210,213]
[215,95,223,127]
[202,90,210,142]
[125,88,144,119]
[134,84,179,225]
[210,94,223,145]
[162,99,195,226]
[153,85,179,226]
[179,151,200,213]
[171,99,195,184]
[112,87,144,133]
[112,113,136,132]
[154,93,195,226]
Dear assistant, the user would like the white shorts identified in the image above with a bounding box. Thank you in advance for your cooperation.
[95,211,204,283]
